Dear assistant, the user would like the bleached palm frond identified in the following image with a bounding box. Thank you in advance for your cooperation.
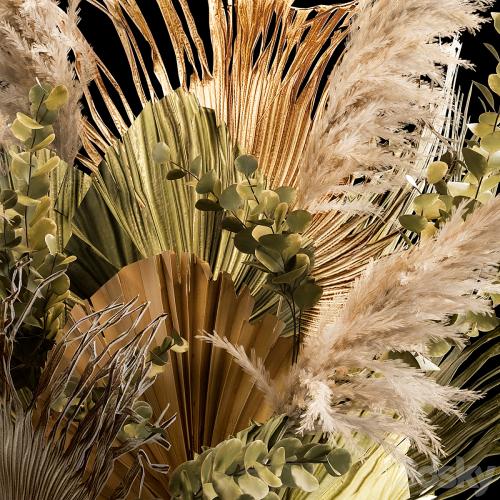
[0,259,174,499]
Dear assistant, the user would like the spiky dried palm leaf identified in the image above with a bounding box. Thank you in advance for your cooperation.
[68,250,287,498]
[62,0,475,335]
[0,259,175,499]
[409,327,500,499]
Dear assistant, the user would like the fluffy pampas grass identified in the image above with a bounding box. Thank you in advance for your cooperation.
[299,0,492,210]
[0,0,94,164]
[205,196,500,475]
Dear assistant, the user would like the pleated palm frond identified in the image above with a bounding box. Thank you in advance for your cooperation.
[68,250,287,498]
[0,260,174,500]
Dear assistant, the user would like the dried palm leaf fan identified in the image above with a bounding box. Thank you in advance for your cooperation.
[65,89,399,333]
[68,0,416,318]
[68,250,289,498]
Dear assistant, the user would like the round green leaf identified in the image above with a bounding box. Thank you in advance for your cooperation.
[213,471,243,497]
[275,186,296,205]
[426,161,448,184]
[462,147,488,180]
[294,282,323,311]
[326,448,351,476]
[133,401,153,420]
[253,463,282,488]
[286,210,312,233]
[399,214,428,233]
[0,190,18,210]
[219,184,243,211]
[196,170,218,194]
[271,264,308,285]
[481,131,500,152]
[255,247,283,273]
[235,154,258,177]
[238,473,269,499]
[166,169,188,180]
[16,112,44,130]
[285,465,319,492]
[190,155,202,177]
[195,198,222,211]
[43,85,69,110]
[259,234,288,253]
[244,440,268,469]
[234,228,259,254]
[221,216,244,232]
[153,141,170,163]
[303,443,333,460]
[488,73,500,96]
[426,338,451,357]
[214,438,243,473]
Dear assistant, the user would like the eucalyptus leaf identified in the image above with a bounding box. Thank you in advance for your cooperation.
[219,184,243,211]
[399,214,428,233]
[166,169,187,180]
[196,170,218,194]
[234,228,259,254]
[294,282,323,311]
[286,210,312,233]
[195,198,222,212]
[221,216,244,233]
[190,155,202,177]
[235,154,258,177]
[326,448,352,476]
[473,81,495,109]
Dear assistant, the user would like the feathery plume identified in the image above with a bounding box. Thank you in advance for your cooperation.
[198,332,279,410]
[283,197,500,469]
[208,197,500,474]
[0,261,174,499]
[0,0,94,163]
[299,0,492,209]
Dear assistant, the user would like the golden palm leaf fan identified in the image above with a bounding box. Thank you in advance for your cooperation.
[68,250,290,498]
[77,0,357,186]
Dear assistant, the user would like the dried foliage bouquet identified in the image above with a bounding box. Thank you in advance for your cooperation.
[0,0,499,499]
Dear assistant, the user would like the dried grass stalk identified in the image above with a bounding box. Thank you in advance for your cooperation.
[0,0,94,163]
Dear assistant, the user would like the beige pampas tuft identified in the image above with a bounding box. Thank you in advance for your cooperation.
[280,197,500,472]
[209,196,500,475]
[0,0,94,164]
[299,0,492,210]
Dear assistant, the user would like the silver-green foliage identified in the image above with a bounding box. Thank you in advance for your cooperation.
[160,148,323,362]
[0,82,73,390]
[168,416,351,499]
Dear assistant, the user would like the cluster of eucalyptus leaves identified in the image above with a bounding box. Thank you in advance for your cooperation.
[50,331,187,439]
[399,41,500,364]
[154,143,322,363]
[0,82,74,391]
[168,415,351,499]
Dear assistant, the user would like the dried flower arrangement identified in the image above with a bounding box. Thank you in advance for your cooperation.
[0,1,499,499]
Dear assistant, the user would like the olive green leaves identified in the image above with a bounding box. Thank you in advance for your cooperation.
[158,149,323,363]
[168,436,351,499]
[0,83,74,390]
